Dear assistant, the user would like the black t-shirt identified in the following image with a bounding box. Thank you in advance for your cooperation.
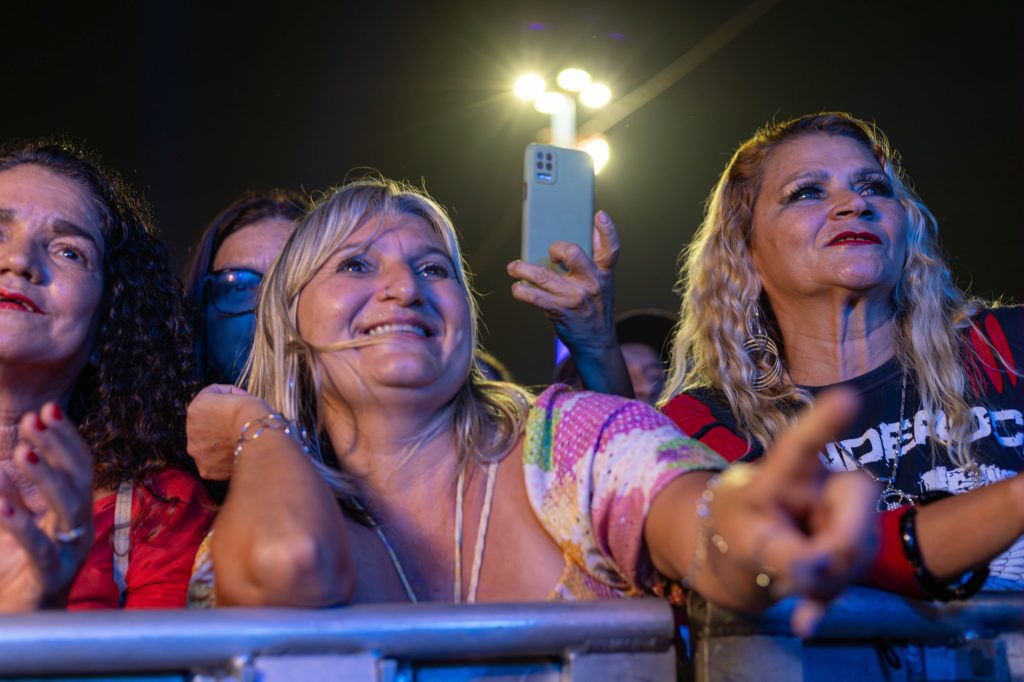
[663,306,1024,589]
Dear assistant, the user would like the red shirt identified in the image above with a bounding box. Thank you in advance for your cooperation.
[68,468,216,609]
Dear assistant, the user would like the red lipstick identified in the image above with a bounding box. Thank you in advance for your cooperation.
[827,231,882,246]
[0,290,43,314]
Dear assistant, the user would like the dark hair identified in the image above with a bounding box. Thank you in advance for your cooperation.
[183,189,309,382]
[0,140,199,490]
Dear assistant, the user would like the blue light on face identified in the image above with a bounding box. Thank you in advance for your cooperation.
[205,268,263,316]
[203,268,263,383]
[205,309,256,385]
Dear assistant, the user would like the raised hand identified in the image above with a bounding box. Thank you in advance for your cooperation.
[0,402,94,611]
[507,211,633,397]
[707,389,879,635]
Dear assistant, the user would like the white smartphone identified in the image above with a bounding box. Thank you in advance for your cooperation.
[521,143,595,269]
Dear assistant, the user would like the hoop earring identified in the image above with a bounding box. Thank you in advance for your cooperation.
[743,304,782,391]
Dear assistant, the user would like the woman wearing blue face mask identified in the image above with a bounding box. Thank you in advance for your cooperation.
[185,190,310,386]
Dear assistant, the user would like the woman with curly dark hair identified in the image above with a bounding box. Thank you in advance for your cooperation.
[184,189,309,386]
[0,140,214,609]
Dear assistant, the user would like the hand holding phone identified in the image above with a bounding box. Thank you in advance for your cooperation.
[510,194,620,331]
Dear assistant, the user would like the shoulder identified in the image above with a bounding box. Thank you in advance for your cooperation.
[525,384,725,472]
[968,305,1024,353]
[132,468,216,537]
[661,389,754,463]
[661,387,728,428]
[963,305,1024,394]
[530,383,682,443]
[139,468,214,507]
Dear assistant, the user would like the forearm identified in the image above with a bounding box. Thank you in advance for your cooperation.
[573,343,635,399]
[212,430,354,606]
[645,472,772,612]
[914,475,1024,580]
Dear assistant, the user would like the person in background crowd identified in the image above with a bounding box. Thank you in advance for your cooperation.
[555,309,676,404]
[0,140,212,610]
[184,190,309,385]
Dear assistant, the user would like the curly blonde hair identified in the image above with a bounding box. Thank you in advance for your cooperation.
[243,176,531,498]
[660,112,990,469]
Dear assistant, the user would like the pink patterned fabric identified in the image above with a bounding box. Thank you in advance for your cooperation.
[524,385,726,600]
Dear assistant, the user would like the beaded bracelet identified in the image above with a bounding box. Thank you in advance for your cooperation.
[233,413,309,463]
[899,491,990,601]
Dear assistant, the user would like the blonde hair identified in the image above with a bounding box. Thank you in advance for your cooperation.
[660,112,989,469]
[243,176,531,498]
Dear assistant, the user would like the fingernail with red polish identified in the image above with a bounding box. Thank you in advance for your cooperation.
[34,415,46,431]
[25,450,39,465]
[51,404,63,421]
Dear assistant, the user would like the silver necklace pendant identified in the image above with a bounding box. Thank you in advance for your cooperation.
[877,486,909,512]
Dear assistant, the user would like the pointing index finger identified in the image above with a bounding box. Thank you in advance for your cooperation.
[761,388,860,485]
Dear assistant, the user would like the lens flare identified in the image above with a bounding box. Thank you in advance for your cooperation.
[513,74,546,101]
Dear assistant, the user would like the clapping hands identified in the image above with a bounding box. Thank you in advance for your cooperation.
[0,403,94,611]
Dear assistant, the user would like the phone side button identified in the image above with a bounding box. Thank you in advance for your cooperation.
[523,181,527,201]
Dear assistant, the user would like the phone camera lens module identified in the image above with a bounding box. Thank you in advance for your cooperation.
[545,162,552,170]
[545,153,553,160]
[536,161,543,169]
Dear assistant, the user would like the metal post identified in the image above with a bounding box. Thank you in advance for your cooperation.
[550,98,577,148]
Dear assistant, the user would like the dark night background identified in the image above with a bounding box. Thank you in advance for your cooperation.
[4,1,1020,384]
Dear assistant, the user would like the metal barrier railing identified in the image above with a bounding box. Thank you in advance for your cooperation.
[0,599,677,681]
[3,588,1021,680]
[688,587,1024,682]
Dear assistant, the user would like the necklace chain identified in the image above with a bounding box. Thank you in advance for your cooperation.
[355,461,498,603]
[835,371,912,512]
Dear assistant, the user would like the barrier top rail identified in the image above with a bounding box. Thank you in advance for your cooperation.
[0,599,675,676]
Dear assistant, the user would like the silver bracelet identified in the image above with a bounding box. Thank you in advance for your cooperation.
[682,474,719,589]
[233,413,308,463]
[684,468,775,592]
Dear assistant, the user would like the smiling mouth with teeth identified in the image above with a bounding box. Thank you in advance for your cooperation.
[366,323,429,337]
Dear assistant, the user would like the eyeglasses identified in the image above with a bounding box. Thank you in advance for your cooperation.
[204,268,263,316]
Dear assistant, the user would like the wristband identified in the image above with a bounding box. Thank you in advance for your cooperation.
[899,491,990,601]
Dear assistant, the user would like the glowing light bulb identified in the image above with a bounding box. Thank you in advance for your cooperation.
[556,68,592,92]
[579,82,612,109]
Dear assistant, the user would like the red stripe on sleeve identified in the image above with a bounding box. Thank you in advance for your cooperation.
[984,313,1017,387]
[662,395,751,462]
[969,325,1004,394]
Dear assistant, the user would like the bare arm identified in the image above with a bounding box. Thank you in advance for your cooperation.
[187,385,355,607]
[645,390,879,633]
[915,474,1024,580]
